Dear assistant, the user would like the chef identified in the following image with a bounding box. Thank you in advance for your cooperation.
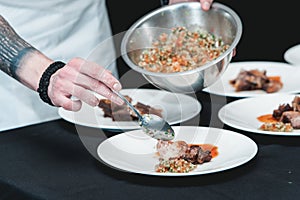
[0,0,120,131]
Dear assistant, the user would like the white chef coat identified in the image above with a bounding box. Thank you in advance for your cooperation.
[0,0,118,131]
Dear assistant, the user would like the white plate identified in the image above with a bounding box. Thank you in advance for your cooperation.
[218,94,300,136]
[284,44,300,66]
[97,126,257,176]
[58,89,201,131]
[203,61,300,97]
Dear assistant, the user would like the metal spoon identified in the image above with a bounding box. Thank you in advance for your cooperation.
[113,90,175,141]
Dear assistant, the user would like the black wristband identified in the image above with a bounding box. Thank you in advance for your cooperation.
[160,0,169,6]
[37,61,66,106]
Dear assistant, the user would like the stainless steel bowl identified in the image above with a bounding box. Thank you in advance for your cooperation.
[121,2,242,93]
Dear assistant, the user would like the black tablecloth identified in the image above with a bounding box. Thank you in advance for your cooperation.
[1,92,300,200]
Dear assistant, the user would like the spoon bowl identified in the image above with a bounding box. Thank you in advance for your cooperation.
[139,114,175,140]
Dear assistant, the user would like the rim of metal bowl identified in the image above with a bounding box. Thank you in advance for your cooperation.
[121,2,243,77]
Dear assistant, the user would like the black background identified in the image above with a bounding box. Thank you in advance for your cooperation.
[106,0,299,76]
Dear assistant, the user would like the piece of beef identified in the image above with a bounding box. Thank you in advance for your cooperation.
[98,95,163,121]
[230,69,282,93]
[272,103,293,120]
[262,80,283,93]
[230,69,268,91]
[133,102,163,118]
[181,145,212,164]
[98,99,113,118]
[292,96,300,112]
[182,145,201,164]
[197,147,212,164]
[98,96,133,121]
[279,111,300,129]
[111,107,132,121]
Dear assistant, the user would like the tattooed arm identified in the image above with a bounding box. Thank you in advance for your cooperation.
[0,15,52,91]
[0,15,122,111]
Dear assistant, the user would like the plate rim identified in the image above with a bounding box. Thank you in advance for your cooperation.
[58,88,201,130]
[203,60,299,97]
[97,126,258,176]
[218,94,300,136]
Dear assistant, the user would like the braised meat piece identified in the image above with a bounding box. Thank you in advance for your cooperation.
[99,96,133,121]
[292,96,300,112]
[110,108,133,121]
[197,147,212,164]
[182,145,201,164]
[262,80,283,93]
[134,102,163,118]
[229,69,268,91]
[182,145,212,164]
[229,69,282,93]
[272,103,293,120]
[98,99,114,118]
[279,111,300,129]
[98,95,163,121]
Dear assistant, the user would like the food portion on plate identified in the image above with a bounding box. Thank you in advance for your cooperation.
[98,95,163,121]
[137,26,230,73]
[203,61,300,98]
[229,69,283,93]
[258,96,300,132]
[155,140,218,173]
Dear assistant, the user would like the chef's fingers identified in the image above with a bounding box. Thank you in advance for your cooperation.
[233,48,236,57]
[52,63,123,105]
[200,0,213,11]
[168,0,213,11]
[66,57,122,92]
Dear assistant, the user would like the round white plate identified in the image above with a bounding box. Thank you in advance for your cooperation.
[203,61,300,97]
[97,126,258,176]
[218,94,300,136]
[58,89,201,131]
[284,44,300,66]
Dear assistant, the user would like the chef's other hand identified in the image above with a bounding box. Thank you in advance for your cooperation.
[48,57,123,111]
[169,0,214,11]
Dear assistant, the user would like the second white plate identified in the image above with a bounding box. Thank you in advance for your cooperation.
[58,88,201,131]
[203,61,300,97]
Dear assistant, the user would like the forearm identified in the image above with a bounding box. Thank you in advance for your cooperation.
[0,15,122,111]
[0,15,52,91]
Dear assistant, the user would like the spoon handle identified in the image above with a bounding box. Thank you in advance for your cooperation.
[112,90,143,119]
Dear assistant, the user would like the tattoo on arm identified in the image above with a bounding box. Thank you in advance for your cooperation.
[0,15,36,80]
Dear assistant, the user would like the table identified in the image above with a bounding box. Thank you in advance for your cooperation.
[1,91,300,200]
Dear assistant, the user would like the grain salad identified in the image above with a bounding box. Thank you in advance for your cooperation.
[138,26,230,73]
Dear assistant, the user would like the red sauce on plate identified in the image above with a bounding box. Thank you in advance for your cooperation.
[257,114,278,123]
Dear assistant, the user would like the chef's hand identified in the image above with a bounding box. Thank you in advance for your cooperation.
[169,0,214,11]
[48,57,123,111]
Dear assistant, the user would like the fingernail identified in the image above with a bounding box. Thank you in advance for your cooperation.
[113,83,121,91]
